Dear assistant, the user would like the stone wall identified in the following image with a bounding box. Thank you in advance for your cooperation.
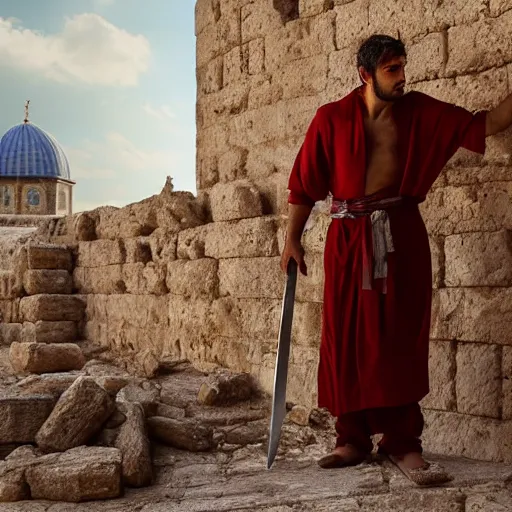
[193,0,512,462]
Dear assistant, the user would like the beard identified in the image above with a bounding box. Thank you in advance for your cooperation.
[373,75,405,102]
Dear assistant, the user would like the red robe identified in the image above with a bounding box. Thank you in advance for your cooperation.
[287,87,487,417]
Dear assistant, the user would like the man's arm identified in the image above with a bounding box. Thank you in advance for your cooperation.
[486,92,512,137]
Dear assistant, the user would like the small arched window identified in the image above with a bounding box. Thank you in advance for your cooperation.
[27,188,40,206]
[58,189,67,211]
[0,186,12,207]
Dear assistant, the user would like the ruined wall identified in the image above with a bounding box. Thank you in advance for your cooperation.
[194,0,512,462]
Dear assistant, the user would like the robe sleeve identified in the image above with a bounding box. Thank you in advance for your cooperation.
[287,108,331,207]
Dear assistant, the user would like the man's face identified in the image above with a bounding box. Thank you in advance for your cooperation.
[371,56,407,102]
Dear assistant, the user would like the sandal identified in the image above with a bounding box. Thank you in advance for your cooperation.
[317,446,368,469]
[386,454,453,487]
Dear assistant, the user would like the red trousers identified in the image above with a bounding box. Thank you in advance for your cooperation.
[335,402,424,456]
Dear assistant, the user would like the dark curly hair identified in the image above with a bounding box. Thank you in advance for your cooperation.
[356,35,406,83]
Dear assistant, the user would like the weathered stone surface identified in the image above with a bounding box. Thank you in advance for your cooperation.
[25,446,122,502]
[218,257,283,298]
[334,0,370,51]
[117,383,160,418]
[446,11,512,76]
[490,0,512,16]
[115,403,152,488]
[300,0,332,17]
[166,258,219,298]
[124,237,152,264]
[287,405,310,426]
[0,468,29,503]
[0,323,21,346]
[295,253,324,303]
[217,420,267,445]
[406,32,445,82]
[209,181,262,222]
[504,346,512,420]
[205,217,278,259]
[420,341,456,411]
[36,376,115,452]
[20,294,85,322]
[74,265,125,294]
[445,231,512,287]
[27,244,72,271]
[0,395,55,444]
[20,320,77,344]
[9,342,85,374]
[423,410,512,463]
[368,0,424,40]
[198,371,256,406]
[241,0,282,44]
[16,373,79,397]
[78,239,125,268]
[424,0,487,28]
[23,269,72,296]
[177,225,210,260]
[156,402,186,420]
[147,417,214,452]
[456,343,501,418]
[431,288,512,345]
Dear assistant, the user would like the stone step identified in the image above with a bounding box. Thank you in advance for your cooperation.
[19,294,85,322]
[0,323,22,346]
[23,269,72,295]
[9,342,85,374]
[26,244,73,271]
[21,320,78,344]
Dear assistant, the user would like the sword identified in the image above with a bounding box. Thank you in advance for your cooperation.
[267,257,298,469]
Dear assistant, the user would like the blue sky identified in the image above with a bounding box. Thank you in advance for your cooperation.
[0,0,196,212]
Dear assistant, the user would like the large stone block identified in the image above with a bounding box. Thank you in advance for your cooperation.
[0,395,55,444]
[446,11,512,76]
[241,0,282,43]
[0,323,21,346]
[295,253,324,303]
[23,269,72,296]
[247,78,284,110]
[198,56,224,94]
[36,376,115,452]
[21,320,77,344]
[27,244,72,271]
[9,342,85,374]
[204,217,278,259]
[245,138,301,181]
[246,37,265,75]
[431,288,512,345]
[0,271,16,300]
[423,0,487,29]
[368,0,424,41]
[490,0,512,16]
[327,49,361,91]
[430,236,445,289]
[78,240,125,268]
[195,0,218,35]
[177,225,210,259]
[423,410,512,462]
[147,417,214,451]
[124,237,152,264]
[73,265,125,294]
[456,343,501,418]
[406,32,445,83]
[223,46,244,87]
[445,231,512,287]
[299,0,332,17]
[334,0,370,51]
[20,294,85,322]
[421,341,456,411]
[167,259,219,298]
[25,446,122,502]
[218,257,284,299]
[209,181,262,222]
[217,147,248,183]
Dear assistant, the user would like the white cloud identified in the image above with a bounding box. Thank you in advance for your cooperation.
[0,14,150,86]
[143,103,176,122]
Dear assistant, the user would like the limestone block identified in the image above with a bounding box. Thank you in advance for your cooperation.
[198,56,223,94]
[197,371,256,405]
[274,55,328,100]
[422,410,512,462]
[218,257,284,299]
[245,138,301,181]
[424,0,487,29]
[246,37,264,75]
[9,342,85,374]
[430,236,444,289]
[431,288,512,345]
[456,343,501,418]
[466,492,512,512]
[156,191,204,232]
[25,446,122,502]
[334,0,370,51]
[195,0,218,35]
[27,244,72,271]
[0,323,21,345]
[147,417,214,451]
[197,155,219,189]
[177,225,210,259]
[287,405,310,426]
[124,237,152,264]
[444,166,512,187]
[78,240,125,268]
[503,346,512,420]
[223,46,244,87]
[218,147,248,183]
[248,79,284,110]
[445,231,512,287]
[0,395,55,444]
[217,420,267,445]
[142,262,168,295]
[0,299,20,324]
[254,172,290,215]
[295,253,324,303]
[74,265,125,294]
[209,181,262,222]
[241,1,282,43]
[95,203,158,240]
[421,341,455,411]
[16,373,80,397]
[406,32,445,83]
[446,11,512,76]
[0,467,29,502]
[23,269,72,296]
[36,376,115,452]
[115,403,152,488]
[21,320,77,344]
[490,0,512,16]
[117,382,160,418]
[327,49,361,90]
[148,229,178,263]
[167,258,218,298]
[300,0,333,17]
[205,217,278,259]
[368,0,424,41]
[0,271,16,300]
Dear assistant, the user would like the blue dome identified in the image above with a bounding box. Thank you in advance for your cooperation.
[0,123,71,180]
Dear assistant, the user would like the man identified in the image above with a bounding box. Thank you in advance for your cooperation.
[280,34,512,486]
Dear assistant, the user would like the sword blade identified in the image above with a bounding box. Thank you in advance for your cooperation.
[267,258,298,469]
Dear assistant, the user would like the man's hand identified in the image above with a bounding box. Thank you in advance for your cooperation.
[280,240,308,276]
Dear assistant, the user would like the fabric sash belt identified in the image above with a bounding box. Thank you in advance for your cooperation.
[330,194,408,294]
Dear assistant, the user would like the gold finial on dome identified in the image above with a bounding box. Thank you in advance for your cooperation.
[24,100,30,124]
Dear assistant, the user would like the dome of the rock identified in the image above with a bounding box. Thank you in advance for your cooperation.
[0,122,71,180]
